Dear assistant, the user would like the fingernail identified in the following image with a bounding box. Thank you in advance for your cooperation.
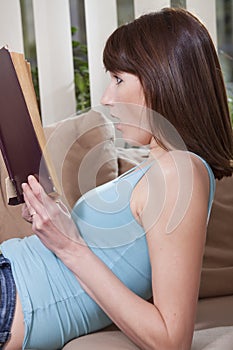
[28,175,35,182]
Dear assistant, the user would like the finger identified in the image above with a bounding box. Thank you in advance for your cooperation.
[22,186,36,216]
[27,175,44,202]
[27,175,57,209]
[22,182,45,218]
[22,175,43,216]
[22,181,59,223]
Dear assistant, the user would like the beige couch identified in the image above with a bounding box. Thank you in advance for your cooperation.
[0,110,233,349]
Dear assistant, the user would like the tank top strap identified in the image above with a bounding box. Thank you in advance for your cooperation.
[117,159,155,189]
[117,159,148,179]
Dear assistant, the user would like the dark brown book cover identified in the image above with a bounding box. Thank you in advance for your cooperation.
[0,46,59,205]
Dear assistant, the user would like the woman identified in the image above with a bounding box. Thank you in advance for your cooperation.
[2,7,233,350]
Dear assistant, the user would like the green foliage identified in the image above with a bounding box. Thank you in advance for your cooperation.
[31,65,40,112]
[72,26,91,111]
[228,97,233,125]
[170,0,186,8]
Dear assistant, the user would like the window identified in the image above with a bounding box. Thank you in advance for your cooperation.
[217,0,233,95]
[117,0,134,26]
[20,0,40,109]
[171,0,186,8]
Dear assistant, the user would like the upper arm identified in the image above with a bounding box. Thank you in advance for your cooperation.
[140,152,210,347]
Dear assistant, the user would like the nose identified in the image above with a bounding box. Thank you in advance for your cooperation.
[101,86,113,106]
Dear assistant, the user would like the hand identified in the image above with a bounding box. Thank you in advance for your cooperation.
[22,176,86,260]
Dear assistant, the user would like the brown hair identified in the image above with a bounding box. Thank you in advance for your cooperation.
[103,8,233,179]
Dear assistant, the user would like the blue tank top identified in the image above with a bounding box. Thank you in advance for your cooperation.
[0,154,215,349]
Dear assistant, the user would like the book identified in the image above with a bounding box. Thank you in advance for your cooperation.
[0,46,59,205]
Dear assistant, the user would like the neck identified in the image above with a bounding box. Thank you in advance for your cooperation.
[149,138,167,159]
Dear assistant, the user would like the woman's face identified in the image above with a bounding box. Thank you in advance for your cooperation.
[101,72,152,146]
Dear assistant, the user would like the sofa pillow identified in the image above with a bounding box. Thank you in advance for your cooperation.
[0,157,33,241]
[0,110,118,243]
[199,175,233,298]
[44,110,118,210]
[117,147,149,175]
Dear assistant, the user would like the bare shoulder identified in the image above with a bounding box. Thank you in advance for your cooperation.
[150,149,210,182]
[132,150,210,235]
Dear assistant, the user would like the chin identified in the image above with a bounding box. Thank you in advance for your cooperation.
[122,135,150,147]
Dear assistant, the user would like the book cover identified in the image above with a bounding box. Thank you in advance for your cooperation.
[0,46,59,205]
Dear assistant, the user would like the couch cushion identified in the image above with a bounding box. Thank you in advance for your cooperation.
[0,110,118,242]
[0,155,33,241]
[199,175,233,298]
[62,331,140,350]
[195,295,233,330]
[62,326,233,350]
[44,110,118,210]
[192,326,233,350]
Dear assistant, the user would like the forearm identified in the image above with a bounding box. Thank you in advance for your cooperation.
[59,245,178,350]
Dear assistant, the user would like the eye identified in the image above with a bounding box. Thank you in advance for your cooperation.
[113,75,123,85]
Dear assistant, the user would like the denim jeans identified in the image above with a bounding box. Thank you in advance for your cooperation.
[0,251,16,349]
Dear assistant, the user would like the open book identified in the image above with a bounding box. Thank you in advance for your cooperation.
[0,46,59,205]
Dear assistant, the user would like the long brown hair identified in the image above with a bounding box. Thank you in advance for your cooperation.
[103,8,233,179]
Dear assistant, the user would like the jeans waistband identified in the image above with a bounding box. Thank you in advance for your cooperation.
[0,251,16,349]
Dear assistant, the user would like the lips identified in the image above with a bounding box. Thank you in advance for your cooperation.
[110,114,119,120]
[110,115,122,130]
[111,114,120,123]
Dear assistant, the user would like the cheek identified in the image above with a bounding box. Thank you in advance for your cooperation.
[116,103,148,124]
[116,82,144,107]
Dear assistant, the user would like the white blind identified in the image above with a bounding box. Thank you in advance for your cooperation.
[0,0,218,124]
[32,0,76,125]
[0,0,24,53]
[84,0,117,108]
